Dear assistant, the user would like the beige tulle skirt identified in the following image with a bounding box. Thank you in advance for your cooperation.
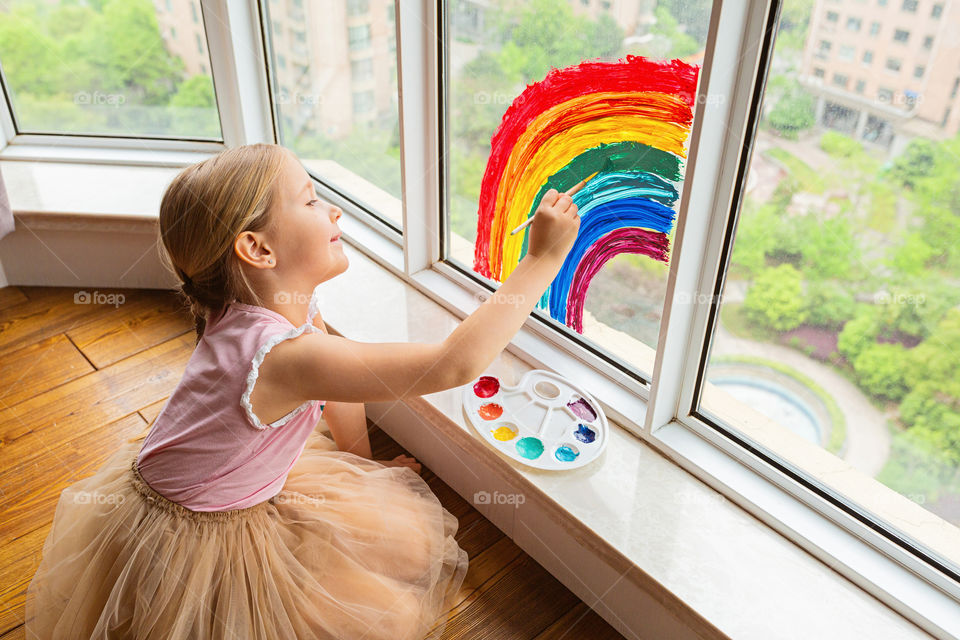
[25,429,468,639]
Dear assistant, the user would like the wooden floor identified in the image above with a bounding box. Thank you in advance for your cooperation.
[0,286,624,640]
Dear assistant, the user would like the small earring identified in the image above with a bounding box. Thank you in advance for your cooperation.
[268,258,274,264]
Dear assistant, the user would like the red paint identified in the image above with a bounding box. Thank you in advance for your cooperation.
[478,403,504,420]
[473,375,500,398]
[474,55,700,279]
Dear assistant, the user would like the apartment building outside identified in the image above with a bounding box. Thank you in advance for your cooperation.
[799,0,960,155]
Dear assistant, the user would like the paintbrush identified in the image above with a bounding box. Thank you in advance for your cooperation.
[509,170,600,236]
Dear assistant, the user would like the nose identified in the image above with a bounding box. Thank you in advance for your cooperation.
[330,205,342,222]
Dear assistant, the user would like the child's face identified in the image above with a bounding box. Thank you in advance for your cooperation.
[270,150,348,287]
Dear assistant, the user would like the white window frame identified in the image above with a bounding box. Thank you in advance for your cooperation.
[0,0,956,634]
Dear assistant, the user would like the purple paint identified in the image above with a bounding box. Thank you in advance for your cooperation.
[567,397,597,422]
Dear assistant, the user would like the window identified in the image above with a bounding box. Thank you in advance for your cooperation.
[862,49,873,64]
[352,89,375,114]
[952,77,960,99]
[839,45,855,61]
[826,10,840,21]
[0,0,222,139]
[190,1,199,23]
[701,0,960,601]
[923,35,934,49]
[351,58,375,82]
[814,67,826,78]
[262,0,402,230]
[444,0,711,377]
[914,65,925,78]
[869,20,881,35]
[893,28,910,43]
[878,0,887,5]
[901,0,918,11]
[348,24,372,49]
[931,2,943,17]
[846,16,862,30]
[347,0,370,17]
[817,39,833,58]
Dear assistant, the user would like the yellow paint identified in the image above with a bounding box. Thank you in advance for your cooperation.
[491,426,517,441]
[489,92,691,280]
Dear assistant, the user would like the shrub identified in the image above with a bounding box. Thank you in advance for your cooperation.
[743,264,807,331]
[853,343,910,401]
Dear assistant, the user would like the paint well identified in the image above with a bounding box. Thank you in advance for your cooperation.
[491,424,518,441]
[567,397,597,422]
[574,423,596,443]
[555,443,580,462]
[516,437,544,459]
[533,380,561,399]
[473,375,500,398]
[478,403,504,420]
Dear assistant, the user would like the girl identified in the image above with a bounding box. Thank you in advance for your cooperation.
[24,143,581,639]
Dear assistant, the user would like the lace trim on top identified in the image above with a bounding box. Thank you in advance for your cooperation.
[241,323,325,430]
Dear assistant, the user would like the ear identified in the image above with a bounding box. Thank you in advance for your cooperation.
[234,231,274,269]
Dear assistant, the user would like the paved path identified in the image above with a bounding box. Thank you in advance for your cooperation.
[710,286,892,477]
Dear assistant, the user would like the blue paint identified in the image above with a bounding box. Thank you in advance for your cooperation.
[574,423,596,443]
[516,437,544,459]
[555,445,579,462]
[540,197,677,319]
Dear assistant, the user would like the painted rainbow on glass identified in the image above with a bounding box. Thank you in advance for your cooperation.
[472,55,700,334]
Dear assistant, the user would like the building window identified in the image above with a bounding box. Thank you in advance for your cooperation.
[878,86,894,102]
[846,16,862,31]
[352,89,375,114]
[855,78,866,93]
[951,77,960,99]
[195,32,204,54]
[347,0,370,16]
[387,3,395,22]
[901,0,918,11]
[190,1,199,23]
[351,57,375,82]
[893,28,909,43]
[931,3,943,17]
[814,67,826,78]
[832,73,849,88]
[839,45,855,61]
[878,0,888,5]
[885,57,902,72]
[170,26,176,38]
[826,10,840,21]
[869,21,881,35]
[914,65,925,78]
[277,54,286,69]
[923,35,934,48]
[862,49,874,64]
[273,20,282,36]
[348,24,372,49]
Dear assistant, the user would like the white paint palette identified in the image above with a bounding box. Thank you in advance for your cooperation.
[462,369,608,470]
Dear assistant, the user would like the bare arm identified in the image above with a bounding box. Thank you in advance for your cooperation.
[263,188,580,405]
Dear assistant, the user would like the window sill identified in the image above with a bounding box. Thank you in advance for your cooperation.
[0,157,951,638]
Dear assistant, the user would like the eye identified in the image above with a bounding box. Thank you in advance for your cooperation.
[307,199,319,207]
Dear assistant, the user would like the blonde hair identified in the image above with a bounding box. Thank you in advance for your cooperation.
[158,143,289,344]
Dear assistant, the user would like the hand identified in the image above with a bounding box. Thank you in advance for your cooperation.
[525,188,580,264]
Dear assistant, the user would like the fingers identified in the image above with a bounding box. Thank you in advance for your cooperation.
[542,188,560,207]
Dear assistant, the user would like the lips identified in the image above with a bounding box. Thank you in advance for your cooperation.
[330,233,341,242]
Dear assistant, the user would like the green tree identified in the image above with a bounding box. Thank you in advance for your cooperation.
[889,138,940,188]
[743,264,808,331]
[853,343,910,401]
[804,282,856,329]
[837,305,881,362]
[767,85,815,138]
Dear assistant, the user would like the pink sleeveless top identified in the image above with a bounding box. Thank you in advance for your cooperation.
[136,299,327,511]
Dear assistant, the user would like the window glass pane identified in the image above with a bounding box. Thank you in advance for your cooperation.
[444,0,710,379]
[0,0,221,139]
[700,0,960,569]
[263,0,402,230]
